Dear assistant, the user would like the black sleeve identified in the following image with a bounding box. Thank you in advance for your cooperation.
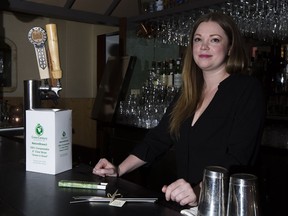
[131,97,177,164]
[225,77,265,168]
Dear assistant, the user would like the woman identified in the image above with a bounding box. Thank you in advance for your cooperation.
[93,12,265,207]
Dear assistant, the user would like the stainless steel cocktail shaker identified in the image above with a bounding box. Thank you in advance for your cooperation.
[226,173,259,216]
[197,166,229,216]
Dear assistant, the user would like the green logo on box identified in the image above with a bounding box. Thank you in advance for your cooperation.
[35,123,44,136]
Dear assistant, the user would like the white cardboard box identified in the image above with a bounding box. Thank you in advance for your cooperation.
[26,109,72,175]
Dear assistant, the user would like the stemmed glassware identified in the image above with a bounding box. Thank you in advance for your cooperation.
[116,69,179,129]
[137,0,288,45]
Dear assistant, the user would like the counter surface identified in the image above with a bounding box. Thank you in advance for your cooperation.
[0,136,182,216]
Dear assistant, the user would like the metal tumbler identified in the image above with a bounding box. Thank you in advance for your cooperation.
[226,173,259,216]
[23,80,41,111]
[197,166,229,216]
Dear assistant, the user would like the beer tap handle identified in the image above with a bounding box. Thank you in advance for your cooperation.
[28,27,50,80]
[46,24,62,82]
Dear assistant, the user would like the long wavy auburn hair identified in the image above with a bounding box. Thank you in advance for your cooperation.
[169,12,249,137]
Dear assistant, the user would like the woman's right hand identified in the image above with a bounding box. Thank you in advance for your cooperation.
[92,158,117,177]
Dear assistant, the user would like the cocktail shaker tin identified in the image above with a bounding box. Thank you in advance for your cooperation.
[197,166,229,216]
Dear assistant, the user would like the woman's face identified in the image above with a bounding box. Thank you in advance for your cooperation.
[192,21,230,73]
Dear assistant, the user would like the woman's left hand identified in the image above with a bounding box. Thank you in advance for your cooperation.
[162,178,197,206]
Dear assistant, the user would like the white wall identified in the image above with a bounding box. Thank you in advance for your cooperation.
[2,11,118,98]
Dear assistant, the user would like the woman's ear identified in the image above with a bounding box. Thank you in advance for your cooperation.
[228,49,231,56]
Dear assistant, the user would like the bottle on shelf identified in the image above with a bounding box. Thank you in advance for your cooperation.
[150,61,158,87]
[173,57,182,89]
[167,59,174,87]
[155,0,164,11]
[154,61,162,86]
[160,60,168,87]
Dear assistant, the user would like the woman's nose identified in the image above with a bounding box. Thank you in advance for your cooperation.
[200,41,209,50]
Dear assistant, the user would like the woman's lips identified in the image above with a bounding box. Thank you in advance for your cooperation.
[199,54,212,58]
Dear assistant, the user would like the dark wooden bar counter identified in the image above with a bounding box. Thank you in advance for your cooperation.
[0,136,182,216]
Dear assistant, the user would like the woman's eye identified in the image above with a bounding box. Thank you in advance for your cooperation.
[193,37,201,42]
[211,38,220,43]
